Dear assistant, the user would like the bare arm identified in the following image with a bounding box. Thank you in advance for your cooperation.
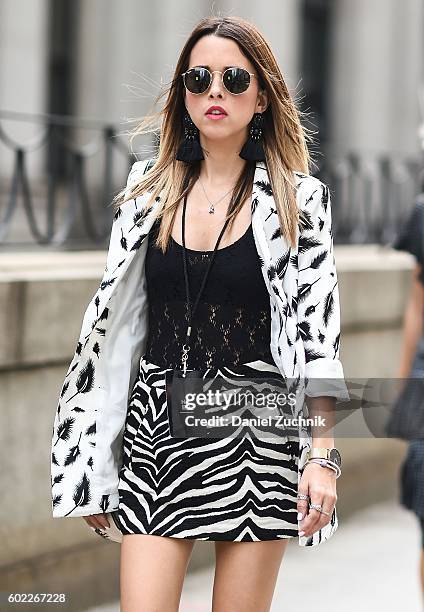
[308,396,335,448]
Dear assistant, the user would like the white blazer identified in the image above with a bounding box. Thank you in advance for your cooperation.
[50,158,349,547]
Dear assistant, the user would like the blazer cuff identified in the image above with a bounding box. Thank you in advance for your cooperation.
[304,357,350,401]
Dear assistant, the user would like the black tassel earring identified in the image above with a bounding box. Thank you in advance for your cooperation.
[239,112,266,161]
[175,111,204,162]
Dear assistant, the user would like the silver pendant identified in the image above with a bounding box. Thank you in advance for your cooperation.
[208,204,215,214]
[181,345,190,376]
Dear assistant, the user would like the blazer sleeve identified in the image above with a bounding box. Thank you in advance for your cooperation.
[296,178,350,401]
[51,158,155,518]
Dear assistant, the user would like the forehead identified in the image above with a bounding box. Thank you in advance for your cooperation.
[188,35,251,70]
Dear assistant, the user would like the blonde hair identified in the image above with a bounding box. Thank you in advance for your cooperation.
[113,15,316,251]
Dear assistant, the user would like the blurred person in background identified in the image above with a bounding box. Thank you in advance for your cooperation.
[393,181,424,601]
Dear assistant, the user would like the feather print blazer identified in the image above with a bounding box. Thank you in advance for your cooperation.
[50,158,350,547]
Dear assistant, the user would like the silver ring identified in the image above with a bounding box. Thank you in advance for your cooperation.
[297,493,310,501]
[309,502,332,517]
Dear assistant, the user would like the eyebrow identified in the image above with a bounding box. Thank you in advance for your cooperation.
[193,65,239,70]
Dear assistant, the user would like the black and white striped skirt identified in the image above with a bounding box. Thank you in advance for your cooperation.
[113,354,300,542]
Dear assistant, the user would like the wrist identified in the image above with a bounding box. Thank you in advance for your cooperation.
[311,438,334,447]
[306,458,341,478]
[306,446,342,470]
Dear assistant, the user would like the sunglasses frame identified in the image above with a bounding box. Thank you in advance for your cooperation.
[181,66,257,95]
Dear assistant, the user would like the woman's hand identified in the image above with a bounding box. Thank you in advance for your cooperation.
[297,462,337,538]
[82,513,110,530]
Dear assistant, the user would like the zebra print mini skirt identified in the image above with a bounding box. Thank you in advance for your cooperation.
[113,354,300,542]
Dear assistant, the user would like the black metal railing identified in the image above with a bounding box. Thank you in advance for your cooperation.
[0,110,143,250]
[317,151,424,246]
[0,110,423,249]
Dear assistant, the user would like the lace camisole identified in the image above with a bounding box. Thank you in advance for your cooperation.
[143,216,275,370]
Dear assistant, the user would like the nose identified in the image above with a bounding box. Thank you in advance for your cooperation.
[208,71,225,97]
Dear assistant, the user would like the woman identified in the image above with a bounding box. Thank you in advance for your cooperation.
[392,196,424,598]
[50,16,349,611]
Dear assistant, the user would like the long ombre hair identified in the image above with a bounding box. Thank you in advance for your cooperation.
[112,15,315,251]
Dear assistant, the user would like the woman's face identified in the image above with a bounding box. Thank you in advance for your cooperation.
[183,34,268,147]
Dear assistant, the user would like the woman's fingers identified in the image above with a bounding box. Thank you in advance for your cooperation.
[298,464,337,537]
[83,516,101,529]
[296,483,310,523]
[299,490,324,536]
[94,513,111,529]
[83,513,111,530]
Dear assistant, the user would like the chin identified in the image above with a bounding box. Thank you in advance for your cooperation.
[200,127,236,141]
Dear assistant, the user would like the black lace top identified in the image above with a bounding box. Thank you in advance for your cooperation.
[143,217,275,369]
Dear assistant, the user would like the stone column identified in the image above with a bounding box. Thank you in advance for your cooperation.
[328,0,424,157]
[0,0,49,179]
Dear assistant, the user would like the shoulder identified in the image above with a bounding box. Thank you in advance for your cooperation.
[256,163,331,219]
[293,172,331,216]
[125,158,157,195]
[121,158,156,206]
[114,157,156,219]
[293,171,327,196]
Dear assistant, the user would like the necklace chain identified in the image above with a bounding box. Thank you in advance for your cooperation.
[198,177,236,214]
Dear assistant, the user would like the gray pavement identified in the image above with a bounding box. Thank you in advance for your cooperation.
[84,499,423,612]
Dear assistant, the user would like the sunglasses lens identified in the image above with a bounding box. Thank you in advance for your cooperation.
[224,68,251,94]
[184,68,210,94]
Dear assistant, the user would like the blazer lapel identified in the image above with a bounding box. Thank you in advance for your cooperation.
[251,162,303,392]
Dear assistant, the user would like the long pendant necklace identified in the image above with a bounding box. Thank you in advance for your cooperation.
[180,191,232,375]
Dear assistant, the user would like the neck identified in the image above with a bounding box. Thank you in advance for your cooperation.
[198,133,248,187]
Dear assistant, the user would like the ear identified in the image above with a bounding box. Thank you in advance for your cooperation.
[256,88,269,113]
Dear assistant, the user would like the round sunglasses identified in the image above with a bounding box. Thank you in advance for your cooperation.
[181,66,257,95]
